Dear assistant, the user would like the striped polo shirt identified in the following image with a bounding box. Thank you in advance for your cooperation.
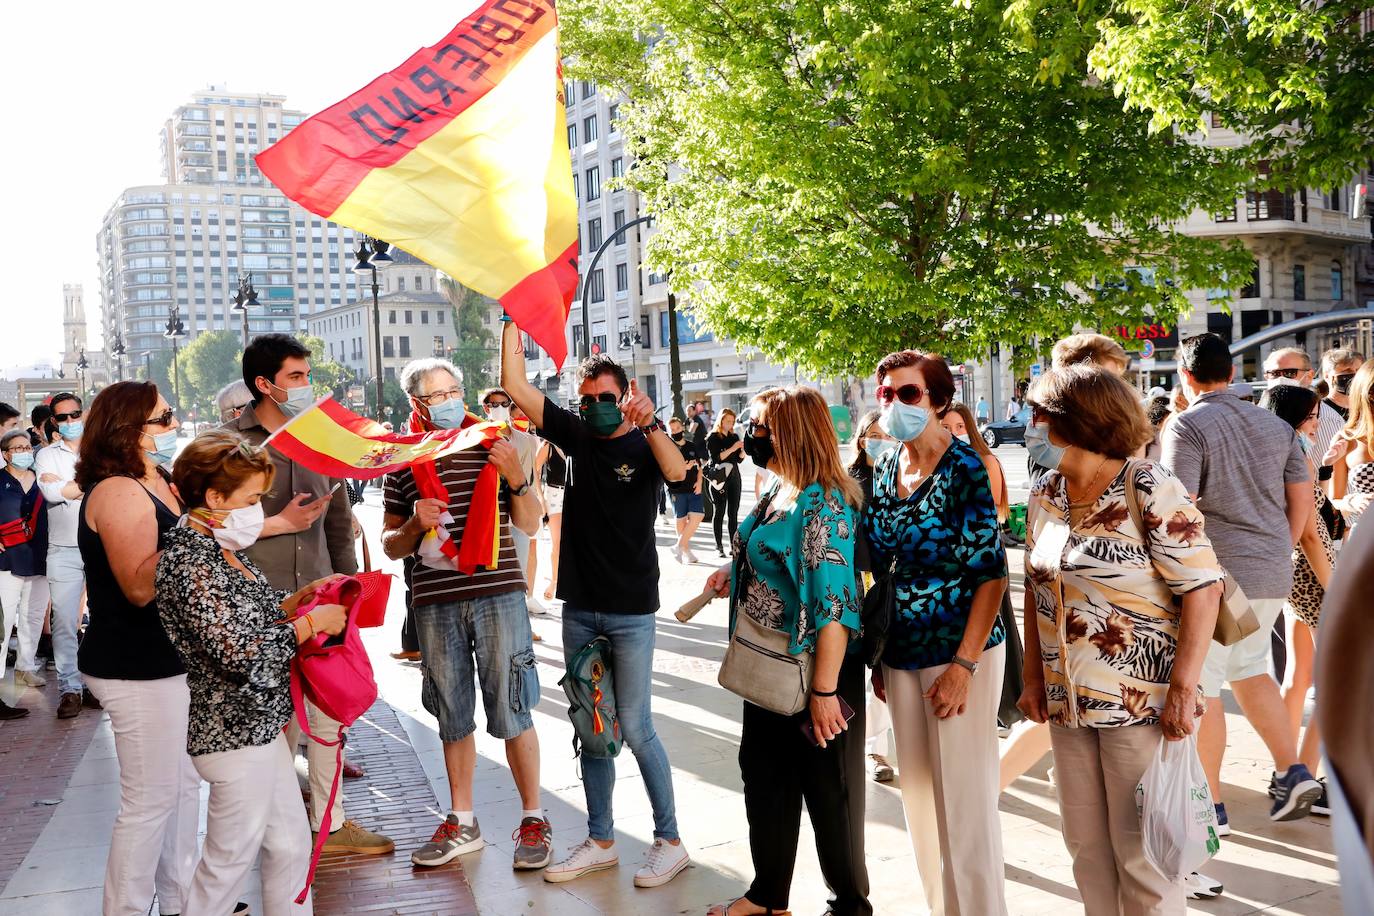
[383,450,526,607]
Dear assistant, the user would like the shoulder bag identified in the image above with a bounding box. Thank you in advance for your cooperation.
[859,556,895,668]
[1121,459,1259,646]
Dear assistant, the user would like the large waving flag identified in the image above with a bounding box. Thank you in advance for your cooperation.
[256,0,578,367]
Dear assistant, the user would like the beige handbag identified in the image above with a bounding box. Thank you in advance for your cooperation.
[718,608,814,715]
[1122,460,1260,646]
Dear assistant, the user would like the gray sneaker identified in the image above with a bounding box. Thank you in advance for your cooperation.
[411,815,483,867]
[512,816,553,870]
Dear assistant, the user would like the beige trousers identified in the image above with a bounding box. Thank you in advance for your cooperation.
[884,643,1008,916]
[285,699,345,832]
[1049,723,1186,916]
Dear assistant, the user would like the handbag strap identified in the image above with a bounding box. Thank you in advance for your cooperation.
[290,660,346,904]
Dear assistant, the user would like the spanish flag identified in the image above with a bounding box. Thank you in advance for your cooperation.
[256,0,578,367]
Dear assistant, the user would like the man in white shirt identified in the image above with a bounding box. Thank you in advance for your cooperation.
[34,393,94,719]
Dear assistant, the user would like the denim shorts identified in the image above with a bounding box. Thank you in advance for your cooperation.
[414,589,540,741]
[672,492,704,518]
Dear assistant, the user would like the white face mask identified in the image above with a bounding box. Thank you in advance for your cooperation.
[192,502,266,551]
[486,405,512,424]
[954,433,971,445]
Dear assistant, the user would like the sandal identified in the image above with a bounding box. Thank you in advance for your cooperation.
[705,897,790,916]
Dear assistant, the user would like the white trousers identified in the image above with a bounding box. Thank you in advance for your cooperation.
[884,643,1009,916]
[284,699,345,832]
[187,733,315,916]
[84,674,200,916]
[865,686,892,758]
[4,571,49,674]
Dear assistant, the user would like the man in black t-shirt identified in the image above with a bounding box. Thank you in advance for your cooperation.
[500,319,693,888]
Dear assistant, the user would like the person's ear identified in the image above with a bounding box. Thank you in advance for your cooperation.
[205,487,228,511]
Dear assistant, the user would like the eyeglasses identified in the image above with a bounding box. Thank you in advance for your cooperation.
[579,393,619,408]
[415,387,464,406]
[144,408,176,428]
[4,445,32,454]
[746,419,770,437]
[53,409,83,422]
[1264,367,1305,380]
[876,383,925,406]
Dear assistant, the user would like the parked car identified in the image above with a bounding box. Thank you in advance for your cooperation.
[982,404,1032,448]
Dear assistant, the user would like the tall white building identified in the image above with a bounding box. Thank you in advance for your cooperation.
[98,88,369,370]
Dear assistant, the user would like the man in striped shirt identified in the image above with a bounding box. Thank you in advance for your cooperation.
[380,358,553,872]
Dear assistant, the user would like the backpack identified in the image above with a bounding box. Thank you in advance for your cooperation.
[559,636,621,761]
[289,577,379,903]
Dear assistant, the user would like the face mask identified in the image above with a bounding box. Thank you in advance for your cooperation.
[485,405,511,424]
[270,382,315,418]
[428,398,468,430]
[742,433,774,469]
[1297,433,1313,456]
[1024,422,1067,471]
[190,502,266,551]
[1268,375,1300,388]
[864,438,897,462]
[581,401,624,437]
[954,433,971,445]
[1333,373,1356,396]
[671,432,685,443]
[146,430,178,466]
[58,420,83,440]
[9,452,34,470]
[879,402,929,443]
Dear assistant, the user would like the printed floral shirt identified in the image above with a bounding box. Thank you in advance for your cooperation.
[729,482,862,655]
[1025,461,1225,729]
[156,526,298,756]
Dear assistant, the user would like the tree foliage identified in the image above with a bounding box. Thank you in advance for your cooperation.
[439,276,497,395]
[299,335,353,401]
[180,330,243,421]
[562,0,1256,374]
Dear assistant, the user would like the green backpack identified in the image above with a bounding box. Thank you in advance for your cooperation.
[559,636,622,760]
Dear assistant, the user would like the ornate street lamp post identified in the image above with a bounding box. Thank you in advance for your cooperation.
[352,236,394,421]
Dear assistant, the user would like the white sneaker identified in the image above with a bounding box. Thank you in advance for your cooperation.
[15,670,46,687]
[683,549,700,564]
[526,594,551,618]
[670,544,684,563]
[633,838,689,888]
[544,838,618,883]
[1184,871,1223,899]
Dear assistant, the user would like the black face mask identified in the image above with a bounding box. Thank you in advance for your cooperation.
[742,433,774,469]
[1333,373,1356,396]
[671,432,685,443]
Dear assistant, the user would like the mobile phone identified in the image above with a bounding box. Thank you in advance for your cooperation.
[799,696,856,747]
[307,482,342,505]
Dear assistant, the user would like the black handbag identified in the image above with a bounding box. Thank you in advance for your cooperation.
[860,557,896,668]
[996,584,1026,728]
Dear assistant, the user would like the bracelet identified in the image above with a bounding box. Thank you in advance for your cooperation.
[641,417,666,435]
[304,612,316,639]
[811,686,838,698]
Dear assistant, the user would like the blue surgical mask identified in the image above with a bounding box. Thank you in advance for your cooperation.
[879,402,929,443]
[147,430,178,466]
[58,420,83,440]
[271,383,315,418]
[864,438,897,462]
[9,452,34,470]
[428,398,468,430]
[1024,423,1067,471]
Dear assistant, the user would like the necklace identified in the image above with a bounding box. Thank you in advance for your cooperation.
[1067,455,1110,509]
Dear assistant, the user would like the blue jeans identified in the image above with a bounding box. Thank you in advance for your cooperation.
[562,606,679,842]
[48,545,85,694]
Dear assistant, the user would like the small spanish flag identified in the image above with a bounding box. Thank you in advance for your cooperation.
[256,0,578,367]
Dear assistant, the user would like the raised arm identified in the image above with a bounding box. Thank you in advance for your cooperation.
[500,319,546,429]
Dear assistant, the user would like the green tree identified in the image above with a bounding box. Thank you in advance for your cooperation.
[562,0,1255,375]
[439,276,497,395]
[145,348,196,417]
[180,330,243,423]
[300,335,353,402]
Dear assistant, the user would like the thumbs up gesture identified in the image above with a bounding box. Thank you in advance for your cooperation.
[621,378,656,429]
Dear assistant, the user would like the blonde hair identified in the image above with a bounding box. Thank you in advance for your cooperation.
[1051,333,1130,374]
[752,387,862,509]
[1341,361,1374,452]
[711,407,737,436]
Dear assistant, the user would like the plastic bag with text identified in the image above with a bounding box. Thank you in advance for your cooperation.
[1135,734,1221,881]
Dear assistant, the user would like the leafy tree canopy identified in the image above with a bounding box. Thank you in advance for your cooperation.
[563,0,1256,374]
[440,276,497,396]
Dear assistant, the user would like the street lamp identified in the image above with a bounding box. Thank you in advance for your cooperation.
[76,349,89,399]
[110,334,126,382]
[353,235,393,421]
[231,273,260,348]
[579,214,654,360]
[164,305,187,409]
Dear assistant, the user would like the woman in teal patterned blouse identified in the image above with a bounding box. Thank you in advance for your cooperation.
[704,386,871,916]
[861,351,1009,916]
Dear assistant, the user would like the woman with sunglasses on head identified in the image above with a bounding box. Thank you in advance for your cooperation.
[0,429,47,718]
[703,386,870,916]
[861,351,1009,916]
[73,381,207,916]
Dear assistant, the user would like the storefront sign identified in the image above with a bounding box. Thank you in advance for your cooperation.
[680,359,712,384]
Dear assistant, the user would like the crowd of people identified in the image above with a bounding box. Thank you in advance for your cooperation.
[0,323,1368,916]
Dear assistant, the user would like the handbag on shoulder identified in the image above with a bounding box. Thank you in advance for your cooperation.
[859,557,896,668]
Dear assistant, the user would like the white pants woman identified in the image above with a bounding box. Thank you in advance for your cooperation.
[83,673,200,916]
[0,571,47,680]
[186,732,314,915]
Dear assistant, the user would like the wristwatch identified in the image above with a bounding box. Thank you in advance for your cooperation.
[950,655,979,675]
[510,481,531,497]
[641,417,666,435]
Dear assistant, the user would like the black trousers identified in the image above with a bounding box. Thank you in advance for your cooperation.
[711,470,743,551]
[739,653,872,915]
[399,556,420,653]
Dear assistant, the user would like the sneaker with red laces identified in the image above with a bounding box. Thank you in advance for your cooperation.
[411,815,482,867]
[512,816,553,870]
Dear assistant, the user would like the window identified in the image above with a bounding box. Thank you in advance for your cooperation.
[572,173,579,200]
[433,335,445,357]
[1209,112,1224,129]
[567,123,577,148]
[415,275,424,291]
[1245,161,1295,221]
[421,310,429,324]
[585,167,601,201]
[1293,264,1306,301]
[397,276,406,292]
[405,310,413,323]
[616,263,629,292]
[613,209,626,235]
[583,115,597,143]
[399,336,411,358]
[589,268,605,302]
[611,157,624,179]
[608,103,620,131]
[580,80,595,99]
[1240,261,1261,298]
[389,310,397,324]
[587,217,603,250]
[1332,261,1344,300]
[383,336,395,357]
[1213,203,1237,223]
[1327,187,1342,212]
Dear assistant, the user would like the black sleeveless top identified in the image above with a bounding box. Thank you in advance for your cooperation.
[543,441,568,488]
[77,478,185,680]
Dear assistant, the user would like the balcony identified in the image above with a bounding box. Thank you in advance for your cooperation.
[178,124,212,139]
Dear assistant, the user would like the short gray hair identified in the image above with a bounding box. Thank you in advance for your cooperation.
[1266,346,1311,369]
[1322,347,1364,374]
[1,430,29,452]
[216,380,252,412]
[399,358,464,397]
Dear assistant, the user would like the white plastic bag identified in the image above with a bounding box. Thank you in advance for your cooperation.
[1135,734,1221,881]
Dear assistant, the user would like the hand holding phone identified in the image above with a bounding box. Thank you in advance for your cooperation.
[800,696,855,748]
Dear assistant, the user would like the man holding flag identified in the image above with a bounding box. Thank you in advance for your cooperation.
[380,358,553,870]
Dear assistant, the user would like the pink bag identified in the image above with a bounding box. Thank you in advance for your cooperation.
[289,577,379,903]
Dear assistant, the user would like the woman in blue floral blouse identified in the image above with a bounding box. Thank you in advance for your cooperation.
[862,350,1009,916]
[704,386,871,916]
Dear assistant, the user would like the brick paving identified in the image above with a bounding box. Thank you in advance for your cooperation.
[0,678,102,890]
[311,696,480,916]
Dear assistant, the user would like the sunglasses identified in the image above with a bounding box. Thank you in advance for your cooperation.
[1264,367,1305,380]
[144,408,176,427]
[579,393,619,408]
[876,383,925,406]
[484,399,512,410]
[53,409,83,422]
[746,419,770,436]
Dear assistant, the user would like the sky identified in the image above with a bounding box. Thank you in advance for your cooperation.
[0,1,483,368]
